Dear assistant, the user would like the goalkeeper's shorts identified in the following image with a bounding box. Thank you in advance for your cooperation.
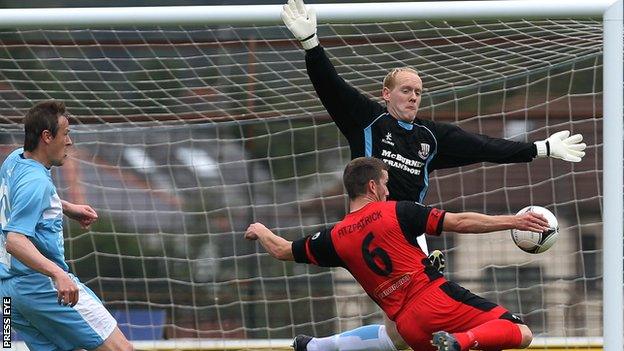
[0,272,117,350]
[395,278,523,351]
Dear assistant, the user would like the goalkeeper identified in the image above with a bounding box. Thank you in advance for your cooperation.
[0,101,133,350]
[281,0,587,350]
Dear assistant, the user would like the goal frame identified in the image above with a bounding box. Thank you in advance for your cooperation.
[0,1,620,349]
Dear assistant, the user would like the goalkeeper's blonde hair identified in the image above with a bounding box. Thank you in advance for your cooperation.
[382,67,419,90]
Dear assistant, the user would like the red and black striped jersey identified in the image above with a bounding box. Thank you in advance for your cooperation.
[292,200,446,320]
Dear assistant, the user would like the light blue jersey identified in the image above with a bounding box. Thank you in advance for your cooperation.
[0,148,67,278]
[0,148,117,350]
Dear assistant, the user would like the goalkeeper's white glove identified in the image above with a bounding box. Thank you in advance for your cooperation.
[534,130,586,162]
[281,0,319,50]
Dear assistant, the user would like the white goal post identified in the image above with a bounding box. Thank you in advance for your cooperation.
[0,1,617,27]
[0,1,620,350]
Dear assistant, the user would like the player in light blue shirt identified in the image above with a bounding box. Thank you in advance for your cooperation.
[0,101,134,350]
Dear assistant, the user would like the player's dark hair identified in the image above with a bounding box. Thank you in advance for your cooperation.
[23,100,66,152]
[343,157,388,200]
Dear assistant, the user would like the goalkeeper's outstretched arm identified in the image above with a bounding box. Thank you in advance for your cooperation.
[430,122,587,170]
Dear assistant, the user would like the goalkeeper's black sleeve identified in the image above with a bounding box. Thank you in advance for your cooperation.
[422,119,538,170]
[305,46,385,142]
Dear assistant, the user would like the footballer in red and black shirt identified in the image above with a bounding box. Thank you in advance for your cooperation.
[246,157,549,351]
[292,200,444,320]
[290,200,527,350]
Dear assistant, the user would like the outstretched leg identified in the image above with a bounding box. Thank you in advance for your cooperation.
[291,324,397,351]
[432,320,531,351]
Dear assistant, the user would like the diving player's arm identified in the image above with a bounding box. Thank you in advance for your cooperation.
[442,212,549,234]
[396,201,548,237]
[245,221,342,268]
[244,222,294,261]
[5,232,79,306]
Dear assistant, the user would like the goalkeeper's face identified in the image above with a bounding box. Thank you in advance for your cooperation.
[382,71,423,123]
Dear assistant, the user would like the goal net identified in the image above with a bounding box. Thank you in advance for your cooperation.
[0,13,605,349]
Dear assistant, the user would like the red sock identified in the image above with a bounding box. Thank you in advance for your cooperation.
[452,319,523,351]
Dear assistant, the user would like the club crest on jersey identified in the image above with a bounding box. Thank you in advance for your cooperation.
[418,143,430,159]
[381,132,394,146]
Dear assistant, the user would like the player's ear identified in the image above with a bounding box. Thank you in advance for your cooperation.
[41,129,53,145]
[381,86,391,102]
[367,179,377,194]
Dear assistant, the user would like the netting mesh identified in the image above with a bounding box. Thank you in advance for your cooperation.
[0,18,603,343]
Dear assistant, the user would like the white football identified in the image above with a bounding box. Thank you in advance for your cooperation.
[510,206,559,254]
